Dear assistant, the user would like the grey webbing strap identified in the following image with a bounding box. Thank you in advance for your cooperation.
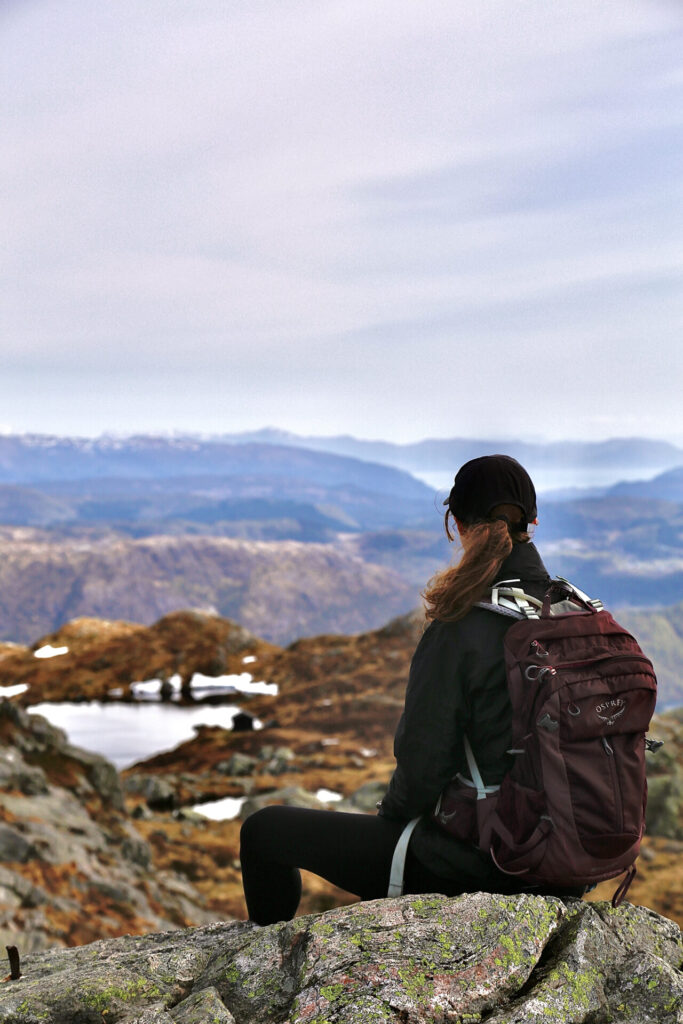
[493,587,542,619]
[475,601,523,619]
[482,578,544,620]
[387,817,420,897]
[463,735,500,800]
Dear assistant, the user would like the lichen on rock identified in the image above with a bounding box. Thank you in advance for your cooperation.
[0,892,680,1024]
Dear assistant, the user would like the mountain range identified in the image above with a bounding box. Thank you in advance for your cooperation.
[2,431,682,488]
[0,530,417,647]
[216,428,683,478]
[0,432,680,683]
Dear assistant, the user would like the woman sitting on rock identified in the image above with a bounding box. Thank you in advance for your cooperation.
[240,455,585,924]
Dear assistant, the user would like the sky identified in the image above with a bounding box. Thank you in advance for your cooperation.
[1,0,682,444]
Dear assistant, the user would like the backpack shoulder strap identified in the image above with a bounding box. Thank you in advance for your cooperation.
[553,576,604,612]
[477,577,605,620]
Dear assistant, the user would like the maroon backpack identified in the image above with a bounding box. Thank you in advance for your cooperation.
[433,578,658,906]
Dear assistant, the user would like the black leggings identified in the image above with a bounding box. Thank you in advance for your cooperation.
[240,805,472,926]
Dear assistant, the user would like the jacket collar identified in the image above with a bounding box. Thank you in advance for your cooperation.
[496,541,550,585]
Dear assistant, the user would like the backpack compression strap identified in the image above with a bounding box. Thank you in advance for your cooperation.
[457,736,501,801]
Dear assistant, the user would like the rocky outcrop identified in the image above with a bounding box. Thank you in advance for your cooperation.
[0,892,680,1023]
[0,702,219,952]
[0,611,275,705]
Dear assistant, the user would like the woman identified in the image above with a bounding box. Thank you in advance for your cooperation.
[240,455,582,925]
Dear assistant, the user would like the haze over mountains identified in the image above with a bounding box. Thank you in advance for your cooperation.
[2,430,682,492]
[216,428,683,488]
[0,431,681,702]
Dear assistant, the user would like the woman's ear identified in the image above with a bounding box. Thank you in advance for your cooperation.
[454,517,468,539]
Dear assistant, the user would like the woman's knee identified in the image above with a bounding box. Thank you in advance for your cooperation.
[240,805,286,859]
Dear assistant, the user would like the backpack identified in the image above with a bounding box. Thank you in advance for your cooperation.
[433,577,658,907]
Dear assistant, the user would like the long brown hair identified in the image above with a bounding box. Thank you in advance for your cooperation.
[423,504,530,622]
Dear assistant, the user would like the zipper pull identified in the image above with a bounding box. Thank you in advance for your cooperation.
[601,737,614,755]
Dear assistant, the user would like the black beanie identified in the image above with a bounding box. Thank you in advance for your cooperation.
[446,454,537,527]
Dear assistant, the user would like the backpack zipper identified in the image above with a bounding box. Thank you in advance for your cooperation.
[602,736,624,833]
[544,653,653,671]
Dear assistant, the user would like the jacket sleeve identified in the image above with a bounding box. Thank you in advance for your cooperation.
[378,621,468,821]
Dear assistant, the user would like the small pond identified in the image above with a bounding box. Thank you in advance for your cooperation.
[29,700,259,770]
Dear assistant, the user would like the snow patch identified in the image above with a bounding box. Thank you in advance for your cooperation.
[34,645,69,659]
[316,788,343,803]
[130,671,277,701]
[192,796,246,821]
[192,671,278,696]
[0,683,29,698]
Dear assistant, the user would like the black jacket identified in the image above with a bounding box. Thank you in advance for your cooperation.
[378,541,552,882]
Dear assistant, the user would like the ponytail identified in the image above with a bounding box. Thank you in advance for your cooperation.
[423,514,530,622]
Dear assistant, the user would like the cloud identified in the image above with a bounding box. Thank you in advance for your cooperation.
[0,1,681,440]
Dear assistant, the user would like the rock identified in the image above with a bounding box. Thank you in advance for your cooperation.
[216,753,258,777]
[0,867,49,909]
[273,746,295,762]
[0,894,679,1024]
[0,919,247,1023]
[172,808,207,823]
[0,703,124,809]
[0,701,68,751]
[126,775,177,811]
[82,754,125,811]
[170,987,236,1023]
[90,879,142,905]
[0,788,112,866]
[258,746,297,776]
[349,779,388,811]
[0,749,49,796]
[239,785,326,820]
[132,803,154,820]
[231,711,255,732]
[117,1007,175,1024]
[646,772,683,840]
[0,823,36,863]
[199,893,566,1023]
[0,700,221,951]
[118,829,153,869]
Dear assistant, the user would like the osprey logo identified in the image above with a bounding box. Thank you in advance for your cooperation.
[595,697,627,726]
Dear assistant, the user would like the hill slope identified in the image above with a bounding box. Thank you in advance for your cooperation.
[0,531,418,645]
